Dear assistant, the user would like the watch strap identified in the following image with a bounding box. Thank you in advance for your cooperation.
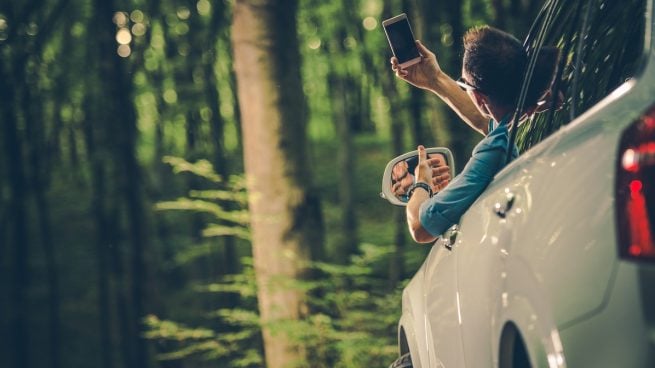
[408,182,433,199]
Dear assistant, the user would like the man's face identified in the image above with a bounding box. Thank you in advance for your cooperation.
[460,68,492,119]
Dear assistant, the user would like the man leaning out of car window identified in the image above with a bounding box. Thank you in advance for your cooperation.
[391,26,559,243]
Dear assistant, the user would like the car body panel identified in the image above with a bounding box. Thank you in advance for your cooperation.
[559,262,653,368]
[421,243,465,367]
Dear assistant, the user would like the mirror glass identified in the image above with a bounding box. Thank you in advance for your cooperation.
[380,148,455,206]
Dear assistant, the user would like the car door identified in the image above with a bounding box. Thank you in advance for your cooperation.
[419,232,467,367]
[452,157,547,367]
[446,1,576,365]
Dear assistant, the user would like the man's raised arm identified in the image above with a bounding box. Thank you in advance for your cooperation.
[391,40,489,135]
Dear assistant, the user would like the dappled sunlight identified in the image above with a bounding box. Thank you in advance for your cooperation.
[0,15,8,42]
[116,28,132,45]
[363,16,377,31]
[113,10,148,58]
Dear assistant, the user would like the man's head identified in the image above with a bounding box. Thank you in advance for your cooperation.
[460,26,559,117]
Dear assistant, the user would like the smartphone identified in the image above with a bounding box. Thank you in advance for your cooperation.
[382,13,421,68]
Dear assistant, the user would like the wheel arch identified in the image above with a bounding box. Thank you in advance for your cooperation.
[498,322,531,368]
[399,325,410,356]
[398,313,425,368]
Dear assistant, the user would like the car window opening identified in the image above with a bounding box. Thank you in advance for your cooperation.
[506,0,561,164]
[513,0,647,154]
[570,0,595,121]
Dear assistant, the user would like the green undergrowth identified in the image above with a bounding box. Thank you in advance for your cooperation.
[145,144,430,367]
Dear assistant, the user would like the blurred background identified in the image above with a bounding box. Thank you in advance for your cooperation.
[0,0,541,367]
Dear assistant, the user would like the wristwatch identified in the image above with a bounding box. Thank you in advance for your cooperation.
[407,182,433,199]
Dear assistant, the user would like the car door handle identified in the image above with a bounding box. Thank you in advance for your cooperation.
[493,192,515,219]
[445,225,459,250]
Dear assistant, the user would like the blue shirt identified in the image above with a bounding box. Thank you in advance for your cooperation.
[419,116,519,236]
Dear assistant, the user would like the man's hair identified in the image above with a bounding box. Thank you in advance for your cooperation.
[463,26,559,110]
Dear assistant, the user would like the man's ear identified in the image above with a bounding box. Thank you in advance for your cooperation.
[471,90,491,116]
[471,90,488,108]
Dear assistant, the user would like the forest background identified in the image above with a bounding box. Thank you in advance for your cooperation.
[0,0,541,367]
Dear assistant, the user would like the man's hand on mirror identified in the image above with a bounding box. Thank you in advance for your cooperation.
[430,165,451,192]
[414,145,434,185]
[424,153,451,193]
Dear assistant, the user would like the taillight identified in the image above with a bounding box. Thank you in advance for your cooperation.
[616,105,655,261]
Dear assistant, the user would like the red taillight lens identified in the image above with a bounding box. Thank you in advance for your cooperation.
[616,105,655,261]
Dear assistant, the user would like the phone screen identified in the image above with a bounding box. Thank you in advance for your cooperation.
[384,18,420,63]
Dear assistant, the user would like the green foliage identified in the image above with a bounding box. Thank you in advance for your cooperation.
[146,245,403,368]
[148,156,403,367]
[156,156,250,241]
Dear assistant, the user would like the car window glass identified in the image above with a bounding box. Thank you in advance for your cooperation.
[516,0,585,150]
[516,0,646,153]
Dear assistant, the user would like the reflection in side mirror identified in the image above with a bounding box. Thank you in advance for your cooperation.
[380,147,456,206]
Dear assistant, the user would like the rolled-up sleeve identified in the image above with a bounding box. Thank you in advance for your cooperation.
[419,123,513,237]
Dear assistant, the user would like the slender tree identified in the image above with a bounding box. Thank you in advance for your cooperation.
[81,94,115,368]
[326,35,358,260]
[90,1,151,367]
[202,0,241,279]
[0,2,69,366]
[0,55,31,368]
[232,0,325,366]
[22,64,62,368]
[382,0,409,285]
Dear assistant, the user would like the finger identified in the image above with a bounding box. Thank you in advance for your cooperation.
[431,166,450,175]
[417,145,426,163]
[415,145,428,180]
[440,179,450,190]
[415,40,434,58]
[426,157,445,167]
[390,56,398,66]
[394,69,408,80]
[431,173,450,187]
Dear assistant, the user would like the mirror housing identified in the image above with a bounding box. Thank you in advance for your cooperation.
[380,147,455,206]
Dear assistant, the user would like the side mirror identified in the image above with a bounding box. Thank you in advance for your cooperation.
[380,147,455,206]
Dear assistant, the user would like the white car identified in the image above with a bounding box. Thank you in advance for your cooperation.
[382,0,655,367]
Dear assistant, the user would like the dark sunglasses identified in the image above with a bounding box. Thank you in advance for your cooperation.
[456,77,483,94]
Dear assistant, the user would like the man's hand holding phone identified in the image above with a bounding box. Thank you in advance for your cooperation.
[391,41,443,93]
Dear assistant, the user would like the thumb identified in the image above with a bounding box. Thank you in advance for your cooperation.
[417,145,426,164]
[415,145,429,182]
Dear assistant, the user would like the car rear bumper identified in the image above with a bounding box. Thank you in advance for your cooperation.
[558,261,655,367]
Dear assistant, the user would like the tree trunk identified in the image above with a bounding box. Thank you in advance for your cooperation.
[443,0,472,163]
[492,0,507,29]
[204,0,240,277]
[232,1,324,366]
[327,65,358,261]
[22,67,62,368]
[91,0,151,366]
[81,94,116,368]
[406,0,429,147]
[0,56,31,368]
[384,0,408,286]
